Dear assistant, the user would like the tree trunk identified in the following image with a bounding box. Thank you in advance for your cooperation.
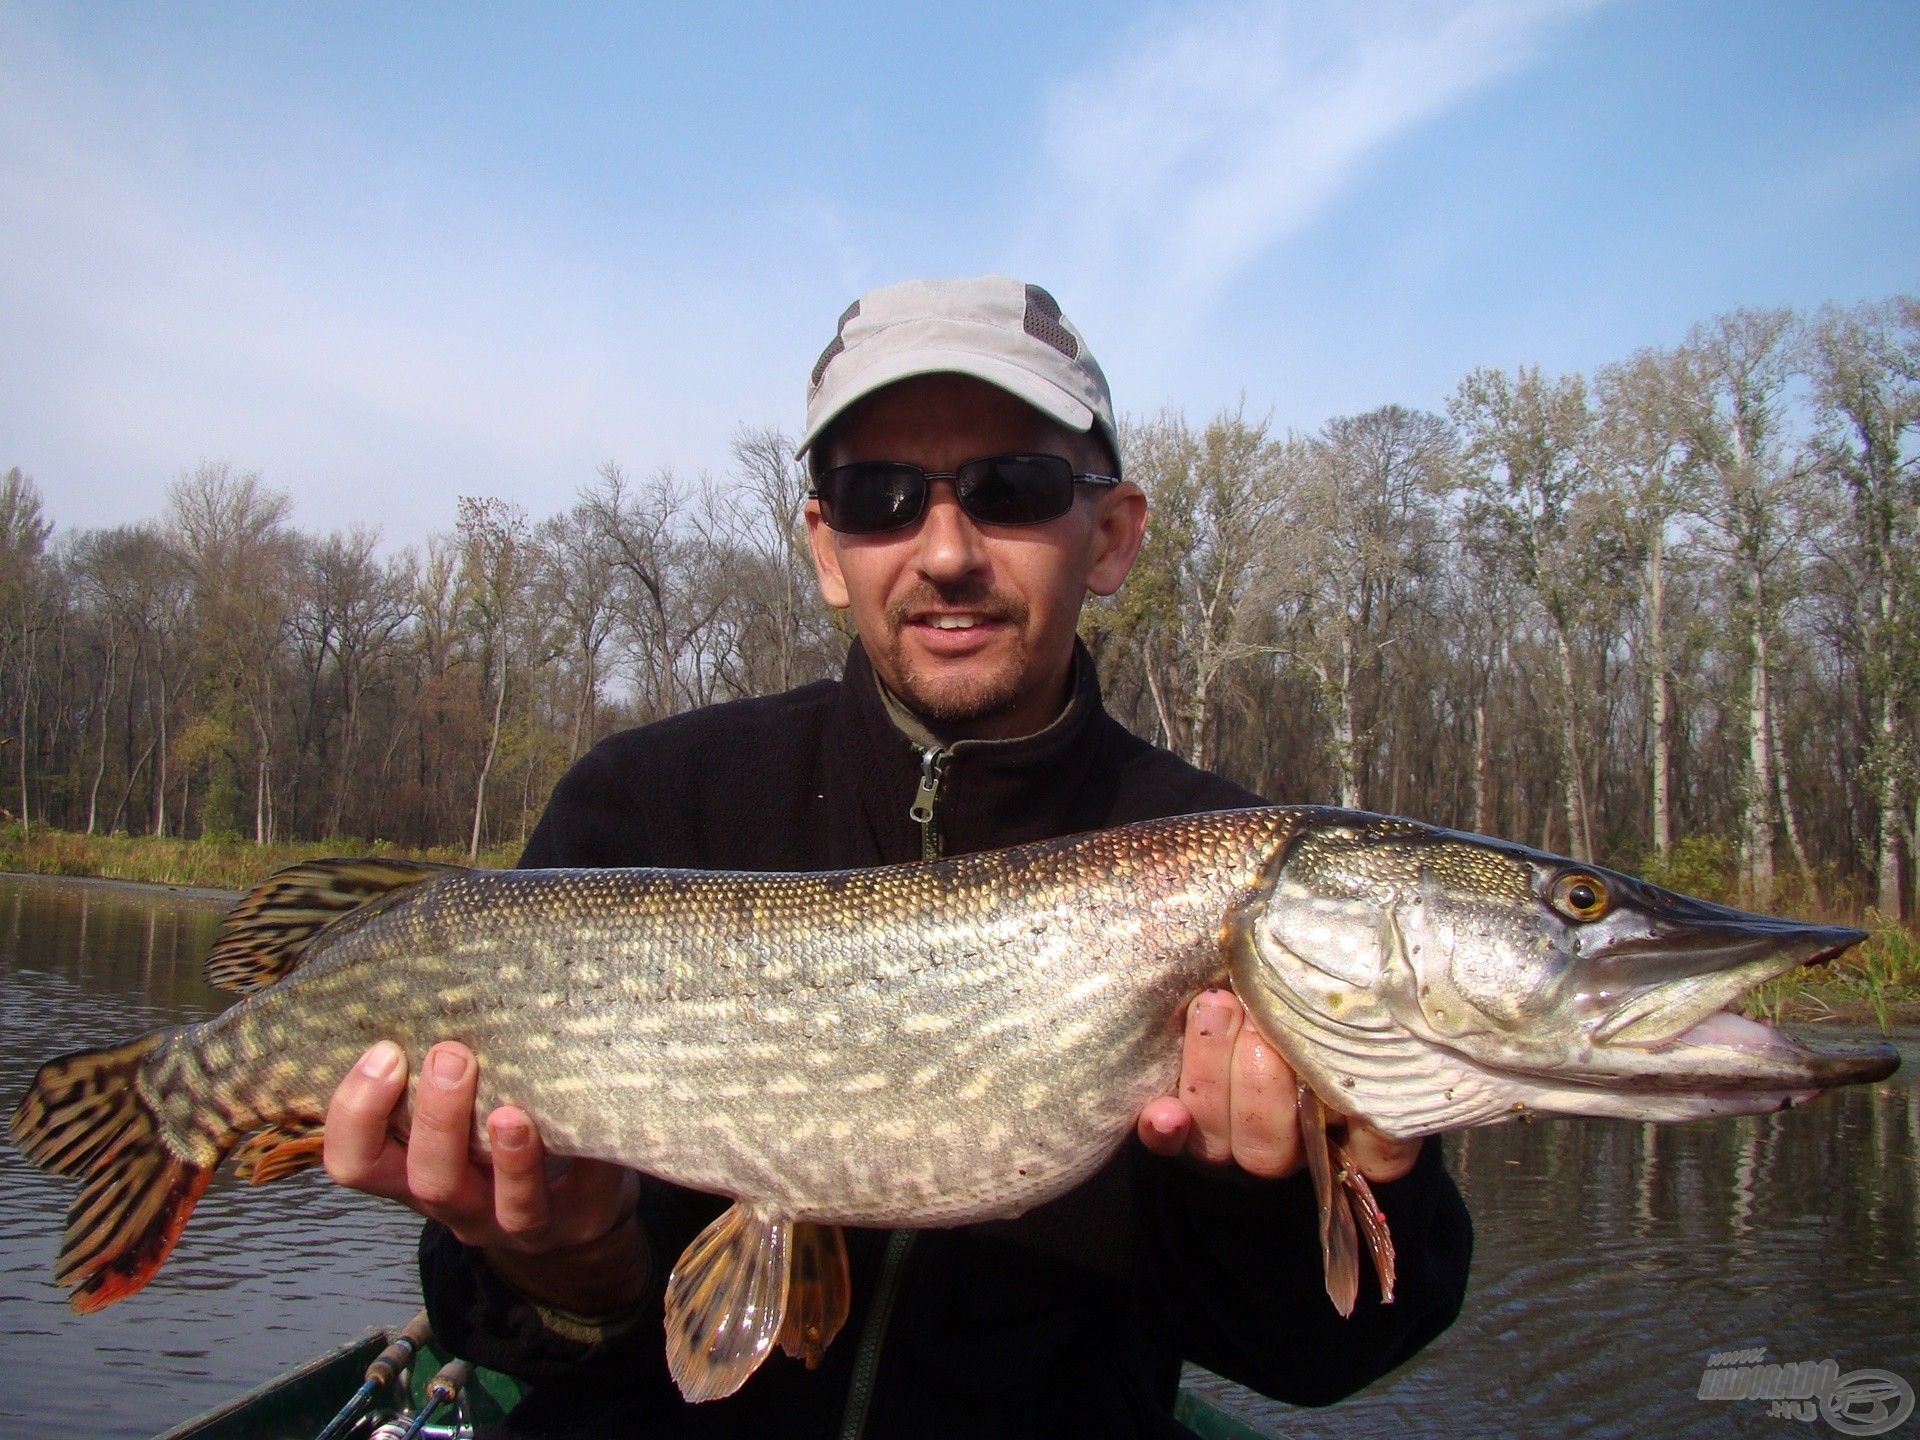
[329,680,359,838]
[1875,639,1904,914]
[1333,636,1363,809]
[569,650,592,764]
[1183,668,1212,771]
[470,658,509,860]
[255,745,272,845]
[16,625,35,836]
[1767,686,1813,893]
[1647,526,1673,858]
[1911,788,1919,922]
[152,670,170,838]
[1743,605,1777,906]
[87,629,116,836]
[1144,659,1177,753]
[1472,693,1494,835]
[1552,625,1594,860]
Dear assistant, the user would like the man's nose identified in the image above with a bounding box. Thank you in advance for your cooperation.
[914,478,989,582]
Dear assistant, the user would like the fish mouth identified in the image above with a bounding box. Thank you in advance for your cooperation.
[1585,917,1898,1094]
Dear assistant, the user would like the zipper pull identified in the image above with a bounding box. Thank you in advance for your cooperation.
[909,747,949,858]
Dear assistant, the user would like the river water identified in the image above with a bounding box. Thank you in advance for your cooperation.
[0,874,1914,1439]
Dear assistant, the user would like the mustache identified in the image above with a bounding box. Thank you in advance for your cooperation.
[886,586,1027,629]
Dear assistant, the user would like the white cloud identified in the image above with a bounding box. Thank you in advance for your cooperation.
[1031,0,1601,329]
[0,6,835,547]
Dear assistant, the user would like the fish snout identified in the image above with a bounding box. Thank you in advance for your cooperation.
[1597,901,1868,985]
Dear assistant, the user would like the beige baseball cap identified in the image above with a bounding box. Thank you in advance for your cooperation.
[799,275,1119,469]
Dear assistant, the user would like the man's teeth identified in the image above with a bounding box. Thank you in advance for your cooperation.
[928,615,981,629]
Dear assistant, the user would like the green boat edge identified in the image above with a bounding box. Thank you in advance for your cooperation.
[150,1323,1275,1440]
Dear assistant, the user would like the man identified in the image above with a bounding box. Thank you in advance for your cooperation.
[325,276,1472,1436]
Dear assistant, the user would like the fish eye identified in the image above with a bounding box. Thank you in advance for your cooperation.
[1549,872,1611,922]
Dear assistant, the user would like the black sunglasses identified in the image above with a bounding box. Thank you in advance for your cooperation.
[810,453,1121,535]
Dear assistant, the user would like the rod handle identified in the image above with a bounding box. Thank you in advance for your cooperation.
[365,1309,434,1388]
[426,1357,475,1404]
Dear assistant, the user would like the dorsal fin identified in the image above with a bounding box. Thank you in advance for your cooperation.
[205,857,461,994]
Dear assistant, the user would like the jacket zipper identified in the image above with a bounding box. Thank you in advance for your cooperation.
[909,747,949,859]
[837,747,947,1439]
[838,1229,917,1440]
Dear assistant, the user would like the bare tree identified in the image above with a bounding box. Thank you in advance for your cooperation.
[1282,407,1452,807]
[292,529,413,836]
[1589,347,1707,860]
[1681,311,1814,903]
[3,295,1916,921]
[534,503,620,763]
[585,464,730,718]
[1451,366,1614,860]
[166,463,296,841]
[722,425,833,695]
[1113,408,1286,769]
[1804,298,1920,915]
[456,497,533,860]
[0,469,54,830]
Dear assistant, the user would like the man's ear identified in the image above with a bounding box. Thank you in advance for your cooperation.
[805,499,851,609]
[1085,484,1147,597]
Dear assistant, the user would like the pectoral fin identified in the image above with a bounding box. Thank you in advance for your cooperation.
[1299,1085,1361,1317]
[1330,1136,1397,1305]
[1300,1086,1401,1316]
[777,1221,850,1368]
[664,1201,792,1403]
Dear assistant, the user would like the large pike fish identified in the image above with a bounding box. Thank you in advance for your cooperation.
[10,807,1899,1400]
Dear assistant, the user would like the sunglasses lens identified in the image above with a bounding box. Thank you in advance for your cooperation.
[957,455,1076,525]
[817,464,927,533]
[815,455,1081,533]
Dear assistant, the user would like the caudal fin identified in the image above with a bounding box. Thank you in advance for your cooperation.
[8,1035,216,1313]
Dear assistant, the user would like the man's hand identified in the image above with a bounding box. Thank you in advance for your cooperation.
[1136,989,1420,1183]
[325,1040,648,1314]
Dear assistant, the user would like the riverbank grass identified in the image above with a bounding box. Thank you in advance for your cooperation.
[2,826,1913,1026]
[0,825,521,892]
[1746,912,1920,1028]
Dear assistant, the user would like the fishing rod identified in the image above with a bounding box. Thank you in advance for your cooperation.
[382,1356,475,1440]
[313,1310,434,1440]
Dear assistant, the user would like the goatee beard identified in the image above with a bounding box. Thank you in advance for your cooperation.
[883,586,1029,727]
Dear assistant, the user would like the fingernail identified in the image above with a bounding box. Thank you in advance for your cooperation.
[428,1047,469,1084]
[493,1119,530,1152]
[360,1041,403,1080]
[1195,992,1234,1034]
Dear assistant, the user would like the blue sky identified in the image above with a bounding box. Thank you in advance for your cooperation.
[3,0,1916,546]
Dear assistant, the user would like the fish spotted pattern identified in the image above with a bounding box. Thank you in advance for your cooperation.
[9,807,1898,1401]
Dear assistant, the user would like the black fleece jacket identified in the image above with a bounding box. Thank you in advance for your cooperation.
[420,642,1472,1439]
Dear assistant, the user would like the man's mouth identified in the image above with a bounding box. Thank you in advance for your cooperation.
[888,590,1026,648]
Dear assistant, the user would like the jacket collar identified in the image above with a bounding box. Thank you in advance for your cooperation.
[824,639,1119,864]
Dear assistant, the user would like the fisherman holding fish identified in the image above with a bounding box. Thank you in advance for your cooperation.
[321,277,1476,1434]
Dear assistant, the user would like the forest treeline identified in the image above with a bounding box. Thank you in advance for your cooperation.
[0,298,1913,918]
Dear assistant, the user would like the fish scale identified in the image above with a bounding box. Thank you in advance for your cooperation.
[127,812,1276,1230]
[296,811,1290,1223]
[9,805,1897,1403]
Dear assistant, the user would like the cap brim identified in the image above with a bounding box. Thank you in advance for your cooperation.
[797,348,1097,458]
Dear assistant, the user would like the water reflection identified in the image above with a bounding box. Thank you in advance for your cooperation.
[1188,1030,1919,1437]
[0,877,421,1440]
[2,876,1914,1439]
